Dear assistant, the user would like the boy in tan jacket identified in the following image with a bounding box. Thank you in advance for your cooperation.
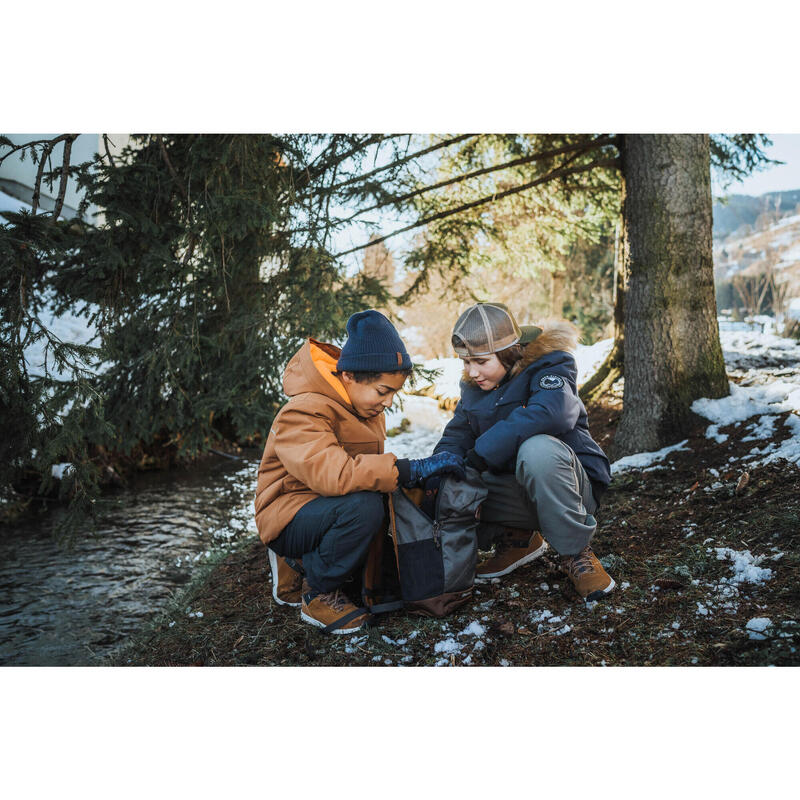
[254,310,464,633]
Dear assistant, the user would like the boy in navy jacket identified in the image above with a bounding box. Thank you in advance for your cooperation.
[432,303,615,601]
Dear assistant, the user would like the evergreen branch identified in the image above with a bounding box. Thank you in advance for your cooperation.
[334,156,620,258]
[312,134,478,197]
[289,134,388,192]
[158,135,189,200]
[306,134,388,180]
[0,136,67,167]
[333,134,618,227]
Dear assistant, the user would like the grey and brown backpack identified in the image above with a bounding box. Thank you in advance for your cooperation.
[362,467,488,618]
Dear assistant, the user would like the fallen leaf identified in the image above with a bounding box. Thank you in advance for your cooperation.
[735,471,750,494]
[497,621,515,635]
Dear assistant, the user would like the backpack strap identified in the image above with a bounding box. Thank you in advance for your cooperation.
[387,493,401,569]
[361,507,403,615]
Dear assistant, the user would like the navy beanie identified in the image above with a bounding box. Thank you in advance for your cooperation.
[337,310,412,373]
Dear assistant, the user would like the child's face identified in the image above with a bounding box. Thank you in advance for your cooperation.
[340,371,408,419]
[461,353,507,391]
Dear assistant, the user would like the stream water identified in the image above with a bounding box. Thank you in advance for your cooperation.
[0,456,260,666]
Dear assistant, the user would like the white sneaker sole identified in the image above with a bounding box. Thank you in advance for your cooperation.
[268,549,301,607]
[300,609,366,634]
[475,540,549,581]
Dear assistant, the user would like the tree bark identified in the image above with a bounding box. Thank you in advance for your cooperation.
[611,134,728,458]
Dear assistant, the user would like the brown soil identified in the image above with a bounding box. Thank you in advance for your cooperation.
[113,400,800,667]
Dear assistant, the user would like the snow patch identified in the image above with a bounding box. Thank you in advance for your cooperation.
[575,338,614,386]
[746,617,773,640]
[50,463,74,480]
[714,548,773,585]
[610,440,690,473]
[459,620,486,638]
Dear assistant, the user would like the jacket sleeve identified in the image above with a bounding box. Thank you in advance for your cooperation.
[273,407,398,496]
[473,369,580,469]
[432,399,475,458]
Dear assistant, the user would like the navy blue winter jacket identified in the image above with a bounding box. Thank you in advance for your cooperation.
[433,335,611,500]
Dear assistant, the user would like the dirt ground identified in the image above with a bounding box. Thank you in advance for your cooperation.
[112,400,800,667]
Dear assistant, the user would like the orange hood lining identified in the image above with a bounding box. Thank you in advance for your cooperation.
[309,341,351,405]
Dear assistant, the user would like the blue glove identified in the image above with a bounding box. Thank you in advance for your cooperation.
[395,452,466,488]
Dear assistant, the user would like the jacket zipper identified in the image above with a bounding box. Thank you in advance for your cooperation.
[432,520,441,550]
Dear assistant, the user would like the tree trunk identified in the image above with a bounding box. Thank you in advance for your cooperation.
[611,134,728,458]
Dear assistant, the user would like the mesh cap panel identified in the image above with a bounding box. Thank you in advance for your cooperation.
[451,303,521,356]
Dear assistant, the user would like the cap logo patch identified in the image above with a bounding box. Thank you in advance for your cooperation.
[539,374,565,390]
[397,352,402,366]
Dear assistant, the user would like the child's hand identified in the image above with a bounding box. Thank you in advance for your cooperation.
[395,452,465,488]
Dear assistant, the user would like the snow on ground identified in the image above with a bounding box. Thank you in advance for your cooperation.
[719,327,800,370]
[610,440,690,474]
[575,337,614,385]
[714,548,774,585]
[745,618,773,640]
[0,187,33,216]
[691,370,800,466]
[430,619,488,665]
[418,357,465,400]
[19,290,101,381]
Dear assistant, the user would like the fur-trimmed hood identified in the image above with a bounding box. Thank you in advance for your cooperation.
[508,318,579,378]
[462,317,580,385]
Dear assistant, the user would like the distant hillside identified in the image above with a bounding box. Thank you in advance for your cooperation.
[713,190,800,239]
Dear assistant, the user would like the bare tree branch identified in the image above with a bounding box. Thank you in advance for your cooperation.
[334,156,621,258]
[102,134,117,167]
[31,141,55,215]
[53,135,78,219]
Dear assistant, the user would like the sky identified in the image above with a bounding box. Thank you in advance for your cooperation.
[712,134,800,197]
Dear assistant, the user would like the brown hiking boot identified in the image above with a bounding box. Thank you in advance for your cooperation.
[475,529,548,580]
[268,549,303,607]
[561,546,616,600]
[300,580,369,634]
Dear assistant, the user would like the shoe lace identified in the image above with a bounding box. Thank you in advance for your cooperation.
[566,548,597,577]
[318,588,350,612]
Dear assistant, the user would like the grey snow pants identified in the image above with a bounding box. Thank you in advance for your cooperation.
[477,434,598,557]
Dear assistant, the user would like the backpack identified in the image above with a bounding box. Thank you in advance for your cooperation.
[367,466,487,617]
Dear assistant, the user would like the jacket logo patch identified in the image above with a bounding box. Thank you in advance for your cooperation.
[539,374,565,390]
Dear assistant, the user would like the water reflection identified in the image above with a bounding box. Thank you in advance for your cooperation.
[0,457,259,666]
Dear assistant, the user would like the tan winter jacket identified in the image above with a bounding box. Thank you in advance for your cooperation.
[254,338,399,544]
